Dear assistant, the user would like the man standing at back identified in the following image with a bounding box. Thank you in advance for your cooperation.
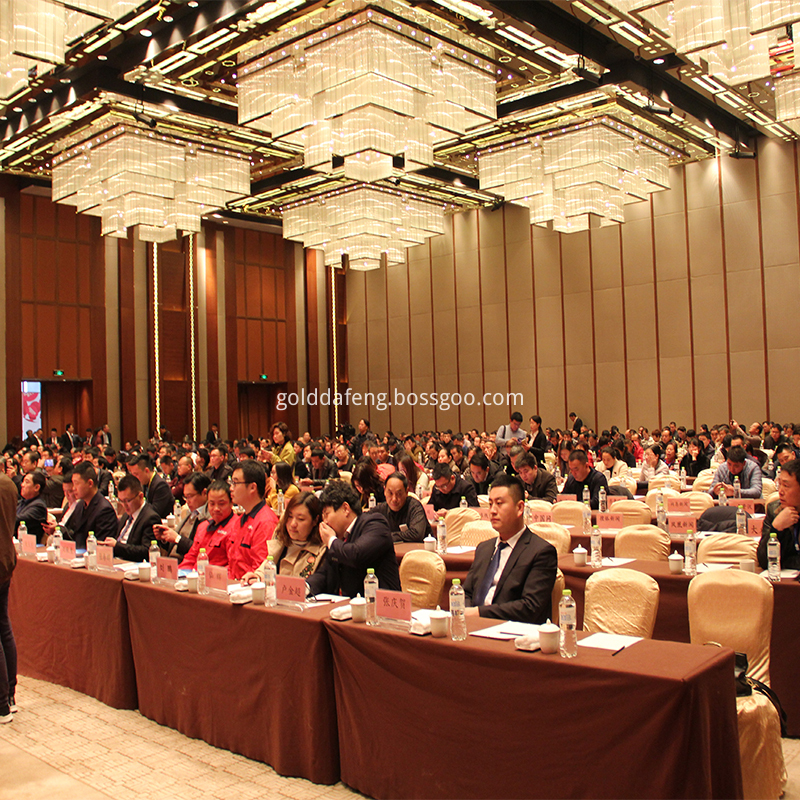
[227,460,276,579]
[496,412,526,448]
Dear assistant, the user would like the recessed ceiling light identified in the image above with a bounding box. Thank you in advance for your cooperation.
[188,0,198,6]
[140,28,152,37]
[653,57,665,65]
[98,54,107,60]
[163,15,173,22]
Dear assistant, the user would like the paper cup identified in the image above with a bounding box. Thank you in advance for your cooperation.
[138,563,151,582]
[186,573,198,593]
[351,597,367,623]
[251,581,266,604]
[573,547,587,567]
[423,536,436,552]
[739,559,756,573]
[668,554,683,574]
[46,547,56,563]
[539,623,560,654]
[429,609,449,638]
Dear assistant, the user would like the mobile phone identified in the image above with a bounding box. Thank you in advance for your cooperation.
[44,459,54,468]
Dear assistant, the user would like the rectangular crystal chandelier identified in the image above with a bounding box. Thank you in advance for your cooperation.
[52,122,250,242]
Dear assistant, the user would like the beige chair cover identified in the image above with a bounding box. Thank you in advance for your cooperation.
[527,499,553,513]
[399,550,446,610]
[765,492,779,506]
[552,500,585,529]
[583,569,660,639]
[477,494,490,508]
[444,507,481,546]
[682,490,715,515]
[544,452,556,469]
[614,525,670,561]
[459,521,497,548]
[688,570,785,799]
[338,470,352,485]
[609,499,652,526]
[697,533,757,564]
[697,468,716,481]
[550,568,565,624]
[609,475,637,494]
[648,474,681,492]
[529,522,571,556]
[692,473,714,493]
[761,478,777,499]
[644,487,681,514]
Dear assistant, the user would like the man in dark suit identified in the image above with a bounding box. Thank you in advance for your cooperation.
[463,472,557,625]
[153,473,210,560]
[129,454,173,518]
[429,463,479,511]
[102,474,161,562]
[308,480,401,597]
[98,424,113,448]
[16,471,48,543]
[66,461,118,549]
[60,424,81,452]
[206,423,221,445]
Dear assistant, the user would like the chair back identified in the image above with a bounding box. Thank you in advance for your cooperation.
[529,522,571,556]
[697,468,716,480]
[544,452,556,469]
[337,470,352,484]
[614,524,670,561]
[477,493,490,508]
[552,500,585,529]
[459,521,497,548]
[761,477,777,499]
[399,550,446,610]
[692,473,714,493]
[550,568,565,624]
[682,491,715,515]
[648,474,681,492]
[609,475,637,495]
[644,487,681,514]
[697,533,757,563]
[584,569,660,638]
[444,507,481,546]
[527,499,553,513]
[609,499,651,526]
[688,570,773,685]
[765,492,779,506]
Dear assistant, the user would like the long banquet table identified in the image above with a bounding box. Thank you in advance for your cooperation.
[323,615,742,799]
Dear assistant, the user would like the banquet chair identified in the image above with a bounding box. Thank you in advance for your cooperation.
[644,487,681,515]
[552,500,585,529]
[529,522,571,556]
[765,492,779,506]
[527,499,553,513]
[544,452,556,470]
[459,521,497,548]
[697,468,717,481]
[444,507,481,546]
[682,491,716,515]
[614,525,670,561]
[337,470,352,485]
[477,493,490,508]
[550,568,565,624]
[761,478,777,499]
[608,475,637,495]
[648,474,681,492]
[399,550,446,610]
[583,569,660,638]
[609,499,652,526]
[692,473,715,493]
[688,571,786,799]
[696,533,757,564]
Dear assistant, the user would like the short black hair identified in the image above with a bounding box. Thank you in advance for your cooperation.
[118,474,143,495]
[782,459,800,483]
[311,448,325,459]
[489,471,525,504]
[510,412,523,423]
[233,459,266,498]
[727,445,746,464]
[187,473,211,493]
[386,471,408,490]
[514,452,538,471]
[28,469,46,494]
[320,479,361,514]
[469,451,490,469]
[432,463,455,481]
[568,449,588,465]
[73,461,97,485]
[131,454,155,472]
[208,479,231,498]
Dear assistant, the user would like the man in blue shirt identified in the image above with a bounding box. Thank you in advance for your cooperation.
[709,445,762,499]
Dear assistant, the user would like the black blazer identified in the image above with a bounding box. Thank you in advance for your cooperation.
[113,502,162,562]
[463,528,557,625]
[145,473,174,519]
[67,491,119,550]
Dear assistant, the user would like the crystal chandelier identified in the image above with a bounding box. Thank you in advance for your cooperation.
[52,121,250,242]
[479,119,671,234]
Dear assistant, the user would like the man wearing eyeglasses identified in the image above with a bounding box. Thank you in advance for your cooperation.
[101,474,161,562]
[227,460,277,579]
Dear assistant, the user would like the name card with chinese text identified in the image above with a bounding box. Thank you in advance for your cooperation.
[157,557,178,582]
[376,589,413,622]
[596,513,624,529]
[206,564,228,592]
[276,574,306,603]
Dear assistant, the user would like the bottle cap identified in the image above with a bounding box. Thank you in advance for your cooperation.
[452,578,461,585]
[366,568,375,574]
[151,540,157,545]
[562,589,572,596]
[770,532,777,539]
[267,555,274,562]
[199,548,207,554]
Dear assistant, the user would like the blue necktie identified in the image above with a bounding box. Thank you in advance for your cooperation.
[475,542,507,606]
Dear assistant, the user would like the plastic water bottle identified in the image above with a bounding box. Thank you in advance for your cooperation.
[437,516,447,555]
[554,466,561,483]
[18,522,27,554]
[149,540,160,584]
[449,578,467,641]
[736,505,746,536]
[718,485,727,506]
[52,525,63,564]
[364,568,379,626]
[582,485,590,505]
[598,486,607,513]
[680,467,687,491]
[559,589,577,658]
[174,499,181,519]
[582,501,592,538]
[265,555,277,607]
[684,529,697,577]
[590,525,602,568]
[368,492,376,509]
[656,492,667,532]
[277,490,284,514]
[459,496,468,509]
[108,481,118,513]
[768,533,781,582]
[197,548,209,595]
[87,531,97,571]
[733,476,741,500]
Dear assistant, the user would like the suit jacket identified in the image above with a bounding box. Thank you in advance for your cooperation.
[66,491,119,550]
[114,502,161,562]
[307,510,401,597]
[463,527,557,625]
[60,431,82,451]
[144,473,174,519]
[169,505,210,559]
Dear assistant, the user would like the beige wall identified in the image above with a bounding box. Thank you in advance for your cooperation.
[345,137,800,435]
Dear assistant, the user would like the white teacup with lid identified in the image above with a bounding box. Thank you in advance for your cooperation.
[573,545,588,567]
[668,551,684,574]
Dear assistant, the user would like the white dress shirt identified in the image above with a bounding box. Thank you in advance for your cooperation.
[119,503,144,544]
[484,527,525,605]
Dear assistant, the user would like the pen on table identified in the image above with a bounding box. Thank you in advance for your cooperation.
[611,646,626,656]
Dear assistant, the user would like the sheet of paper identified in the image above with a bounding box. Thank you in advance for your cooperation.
[600,557,635,566]
[578,632,642,651]
[445,545,476,554]
[696,562,735,573]
[759,569,800,580]
[469,621,541,640]
[113,562,140,573]
[309,593,349,603]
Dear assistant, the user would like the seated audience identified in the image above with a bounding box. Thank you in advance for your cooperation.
[179,480,234,571]
[155,472,211,559]
[709,445,763,499]
[16,471,47,543]
[267,461,299,513]
[514,453,557,502]
[105,474,161,562]
[680,438,710,477]
[561,450,609,509]
[757,459,800,570]
[374,472,431,543]
[429,463,479,511]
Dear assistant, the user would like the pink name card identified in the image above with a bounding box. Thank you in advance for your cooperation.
[606,495,626,507]
[157,557,178,582]
[21,533,37,556]
[733,498,756,515]
[666,497,692,513]
[668,516,696,535]
[528,510,553,524]
[596,512,624,529]
[477,507,492,521]
[206,564,229,592]
[59,540,76,562]
[556,494,577,503]
[748,518,764,537]
[97,545,114,569]
[376,589,412,622]
[276,574,306,603]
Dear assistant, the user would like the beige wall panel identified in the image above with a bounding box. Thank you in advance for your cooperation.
[623,283,657,360]
[590,225,622,291]
[534,297,564,368]
[433,373,460,432]
[657,279,691,358]
[727,269,764,354]
[432,309,458,377]
[693,354,730,424]
[505,224,533,299]
[767,348,800,422]
[685,158,720,211]
[367,318,389,381]
[456,305,482,375]
[565,364,595,430]
[347,320,368,383]
[624,196,653,221]
[507,299,536,364]
[532,249,562,299]
[759,138,796,197]
[687,206,723,278]
[620,217,653,286]
[430,215,454,258]
[431,254,455,312]
[478,208,505,251]
[367,377,391,433]
[658,356,693,426]
[481,303,510,367]
[408,240,429,263]
[654,213,688,283]
[563,290,593,365]
[389,376,414,434]
[760,193,799,268]
[509,367,536,414]
[536,365,566,429]
[407,255,432,314]
[723,200,760,273]
[386,262,409,319]
[459,372,486,430]
[365,268,387,322]
[595,361,627,430]
[479,244,507,300]
[412,374,437,430]
[689,274,728,355]
[504,203,532,243]
[453,247,480,308]
[484,369,512,427]
[592,287,625,363]
[348,398,369,430]
[652,167,685,216]
[720,153,757,204]
[387,317,411,380]
[346,270,366,325]
[625,358,659,427]
[729,350,766,423]
[560,231,590,295]
[409,312,435,378]
[764,263,800,343]
[453,210,478,254]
